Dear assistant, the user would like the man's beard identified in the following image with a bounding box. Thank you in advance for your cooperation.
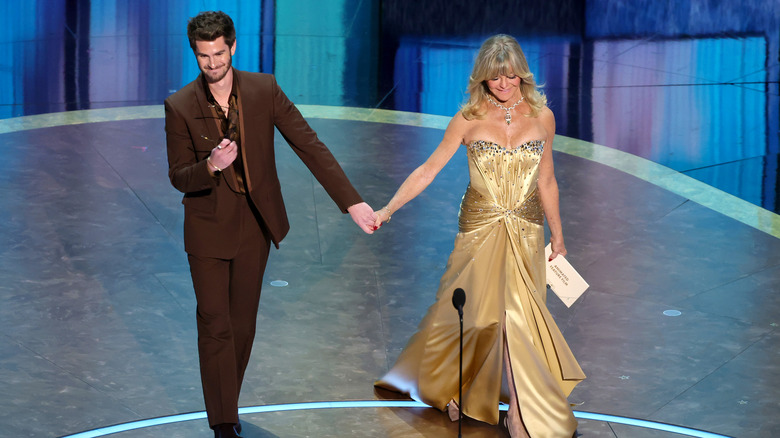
[203,55,232,84]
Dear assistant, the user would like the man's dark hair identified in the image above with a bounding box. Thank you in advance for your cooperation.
[187,11,236,50]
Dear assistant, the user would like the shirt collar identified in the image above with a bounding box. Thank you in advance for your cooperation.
[200,68,239,105]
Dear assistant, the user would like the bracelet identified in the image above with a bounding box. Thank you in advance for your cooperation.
[207,156,222,173]
[381,206,392,222]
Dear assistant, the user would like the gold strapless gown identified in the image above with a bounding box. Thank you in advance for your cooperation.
[376,140,585,437]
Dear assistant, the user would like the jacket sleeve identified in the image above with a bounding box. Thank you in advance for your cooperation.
[165,97,216,194]
[269,77,363,213]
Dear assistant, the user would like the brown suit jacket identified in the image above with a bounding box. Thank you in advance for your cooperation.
[165,70,363,258]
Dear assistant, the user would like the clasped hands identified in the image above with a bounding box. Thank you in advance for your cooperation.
[348,204,394,235]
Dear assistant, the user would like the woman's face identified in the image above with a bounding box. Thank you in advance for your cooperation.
[485,73,522,103]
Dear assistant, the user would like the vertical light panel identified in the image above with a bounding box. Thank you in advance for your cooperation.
[275,0,347,105]
[275,0,378,107]
[590,36,766,204]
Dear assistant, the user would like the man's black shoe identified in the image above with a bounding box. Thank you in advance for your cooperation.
[213,423,240,438]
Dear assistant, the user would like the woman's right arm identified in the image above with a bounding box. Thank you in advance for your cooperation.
[374,113,468,226]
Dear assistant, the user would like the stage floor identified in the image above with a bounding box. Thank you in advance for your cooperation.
[1,107,779,437]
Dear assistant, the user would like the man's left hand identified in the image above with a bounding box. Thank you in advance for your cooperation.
[348,202,378,234]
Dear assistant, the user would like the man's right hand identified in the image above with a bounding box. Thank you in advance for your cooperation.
[208,138,238,173]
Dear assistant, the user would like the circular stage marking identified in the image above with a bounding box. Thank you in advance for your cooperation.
[59,400,734,438]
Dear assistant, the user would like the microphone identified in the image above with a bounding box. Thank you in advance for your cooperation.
[452,287,466,317]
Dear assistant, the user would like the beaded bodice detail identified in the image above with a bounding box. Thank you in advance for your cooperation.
[459,140,545,231]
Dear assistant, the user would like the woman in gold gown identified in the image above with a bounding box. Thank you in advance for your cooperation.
[373,35,585,438]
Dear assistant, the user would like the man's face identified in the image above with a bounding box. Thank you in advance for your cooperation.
[193,36,236,84]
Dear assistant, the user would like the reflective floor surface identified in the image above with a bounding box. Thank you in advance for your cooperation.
[1,1,779,437]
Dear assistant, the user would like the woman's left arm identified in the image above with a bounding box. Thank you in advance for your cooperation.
[537,107,567,261]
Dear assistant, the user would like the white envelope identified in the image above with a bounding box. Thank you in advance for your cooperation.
[545,244,589,307]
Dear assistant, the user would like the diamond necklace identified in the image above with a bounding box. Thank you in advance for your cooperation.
[487,95,524,125]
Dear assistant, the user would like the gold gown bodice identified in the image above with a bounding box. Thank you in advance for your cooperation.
[459,139,545,233]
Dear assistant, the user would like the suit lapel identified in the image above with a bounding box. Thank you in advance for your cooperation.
[234,71,253,193]
[193,75,221,144]
[193,74,240,191]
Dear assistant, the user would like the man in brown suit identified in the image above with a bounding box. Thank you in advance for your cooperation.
[164,11,376,437]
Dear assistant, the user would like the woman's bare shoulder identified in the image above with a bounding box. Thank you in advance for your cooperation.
[445,111,477,141]
[538,105,554,120]
[537,106,555,132]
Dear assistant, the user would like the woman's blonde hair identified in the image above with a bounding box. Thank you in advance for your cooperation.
[461,34,546,119]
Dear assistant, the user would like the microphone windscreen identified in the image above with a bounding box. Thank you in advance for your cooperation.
[452,288,466,310]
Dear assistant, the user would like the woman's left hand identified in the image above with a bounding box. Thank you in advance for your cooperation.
[548,237,567,261]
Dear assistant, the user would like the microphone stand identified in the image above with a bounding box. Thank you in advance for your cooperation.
[458,303,463,438]
[452,288,465,438]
